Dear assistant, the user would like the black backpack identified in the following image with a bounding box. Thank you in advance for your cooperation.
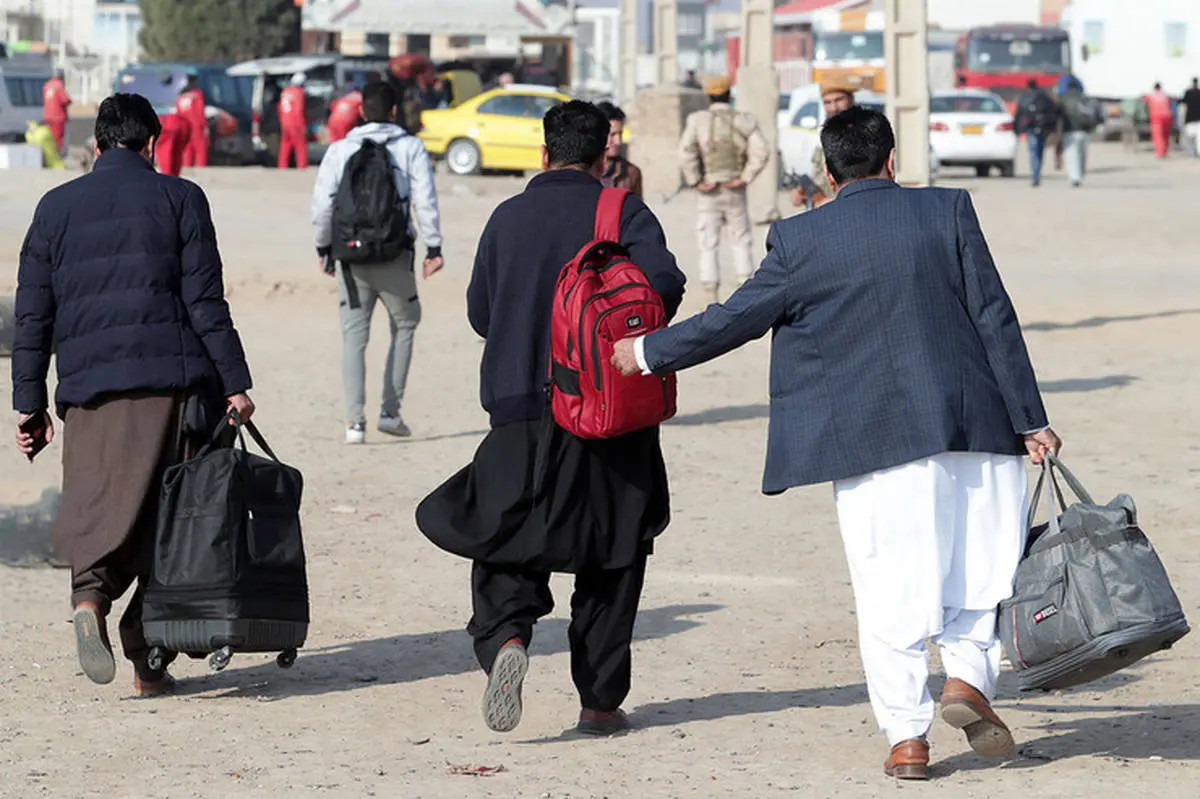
[330,137,413,265]
[1061,91,1100,132]
[1025,90,1061,135]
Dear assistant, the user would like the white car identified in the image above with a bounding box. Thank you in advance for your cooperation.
[928,89,1017,177]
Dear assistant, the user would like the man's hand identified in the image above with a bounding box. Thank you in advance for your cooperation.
[1024,428,1062,466]
[723,177,747,190]
[423,256,444,279]
[789,187,807,207]
[320,257,335,277]
[15,412,54,457]
[226,393,255,424]
[696,181,717,193]
[611,338,641,377]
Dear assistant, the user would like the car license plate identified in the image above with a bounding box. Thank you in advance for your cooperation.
[961,124,984,135]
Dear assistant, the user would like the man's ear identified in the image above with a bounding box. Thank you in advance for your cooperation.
[825,165,838,195]
[143,136,157,163]
[886,147,897,180]
[541,146,550,171]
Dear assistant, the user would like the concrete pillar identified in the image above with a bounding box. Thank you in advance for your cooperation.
[619,0,638,104]
[628,85,708,198]
[653,0,678,85]
[884,0,930,186]
[736,0,780,224]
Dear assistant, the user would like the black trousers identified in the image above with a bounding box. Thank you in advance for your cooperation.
[467,552,648,713]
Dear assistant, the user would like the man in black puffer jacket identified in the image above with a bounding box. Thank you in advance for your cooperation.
[12,93,255,696]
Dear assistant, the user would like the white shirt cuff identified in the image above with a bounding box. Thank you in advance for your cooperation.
[633,336,652,376]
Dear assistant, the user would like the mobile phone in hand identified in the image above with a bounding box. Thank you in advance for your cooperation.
[18,412,48,462]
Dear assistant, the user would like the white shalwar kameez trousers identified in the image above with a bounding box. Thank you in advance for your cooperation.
[833,451,1029,746]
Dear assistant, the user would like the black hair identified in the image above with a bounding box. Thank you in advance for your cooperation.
[1154,82,1162,90]
[543,100,610,169]
[819,106,894,185]
[185,74,198,88]
[596,101,626,123]
[709,92,732,105]
[94,93,162,153]
[1027,78,1038,89]
[362,81,397,122]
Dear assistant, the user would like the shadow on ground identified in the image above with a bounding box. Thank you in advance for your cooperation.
[1024,309,1200,332]
[1041,375,1137,393]
[170,602,722,700]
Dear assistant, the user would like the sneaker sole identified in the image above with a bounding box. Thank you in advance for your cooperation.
[73,606,116,685]
[482,645,528,733]
[941,701,1017,758]
[376,427,412,439]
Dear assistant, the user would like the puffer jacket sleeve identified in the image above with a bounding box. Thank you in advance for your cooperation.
[11,201,56,414]
[178,182,252,396]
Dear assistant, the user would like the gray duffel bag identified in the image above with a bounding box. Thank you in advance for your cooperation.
[998,453,1189,691]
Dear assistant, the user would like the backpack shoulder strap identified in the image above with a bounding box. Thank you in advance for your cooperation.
[594,187,629,242]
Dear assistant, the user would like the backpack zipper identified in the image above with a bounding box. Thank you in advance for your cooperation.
[576,281,646,367]
[590,300,646,391]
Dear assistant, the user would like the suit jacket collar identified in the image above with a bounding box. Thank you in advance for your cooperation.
[837,178,898,199]
[93,147,156,173]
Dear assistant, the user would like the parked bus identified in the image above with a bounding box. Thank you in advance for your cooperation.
[954,24,1071,105]
[811,8,886,93]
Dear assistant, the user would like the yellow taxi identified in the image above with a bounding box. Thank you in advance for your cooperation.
[420,85,571,175]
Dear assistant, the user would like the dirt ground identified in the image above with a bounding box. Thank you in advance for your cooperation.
[1,143,1198,799]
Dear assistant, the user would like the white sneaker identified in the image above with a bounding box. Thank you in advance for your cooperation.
[345,422,366,444]
[377,415,412,438]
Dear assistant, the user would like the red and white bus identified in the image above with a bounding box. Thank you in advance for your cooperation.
[954,25,1071,106]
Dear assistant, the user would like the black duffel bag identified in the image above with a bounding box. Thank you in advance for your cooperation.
[142,412,309,673]
[998,454,1188,691]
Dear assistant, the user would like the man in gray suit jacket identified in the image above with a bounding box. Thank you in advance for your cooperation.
[613,106,1061,780]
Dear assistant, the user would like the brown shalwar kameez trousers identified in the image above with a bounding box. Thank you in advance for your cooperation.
[53,392,187,666]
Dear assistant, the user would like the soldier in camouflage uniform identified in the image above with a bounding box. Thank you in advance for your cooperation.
[791,82,857,210]
[679,76,769,303]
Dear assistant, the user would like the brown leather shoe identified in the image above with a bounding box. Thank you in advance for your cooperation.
[940,678,1017,757]
[133,671,177,697]
[884,739,929,780]
[577,708,631,736]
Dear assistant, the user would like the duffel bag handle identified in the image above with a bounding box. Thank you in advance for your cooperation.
[196,410,283,464]
[1027,452,1097,534]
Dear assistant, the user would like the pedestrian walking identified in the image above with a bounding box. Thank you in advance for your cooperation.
[613,106,1060,780]
[12,93,255,696]
[176,75,209,168]
[279,73,309,170]
[1015,79,1060,186]
[596,101,643,198]
[416,100,685,737]
[1058,77,1102,187]
[311,81,443,444]
[1147,82,1175,159]
[1181,78,1200,157]
[679,76,769,303]
[41,69,71,154]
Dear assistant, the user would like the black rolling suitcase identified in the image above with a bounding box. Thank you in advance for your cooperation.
[142,413,309,673]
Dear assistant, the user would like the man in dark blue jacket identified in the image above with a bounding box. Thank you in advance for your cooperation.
[613,107,1061,778]
[417,100,685,736]
[12,93,255,696]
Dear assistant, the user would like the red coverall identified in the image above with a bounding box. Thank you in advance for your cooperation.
[176,88,209,168]
[156,113,190,177]
[327,91,362,143]
[42,77,70,153]
[278,85,309,169]
[1147,90,1174,158]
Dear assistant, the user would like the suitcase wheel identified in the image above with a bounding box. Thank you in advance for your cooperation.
[147,646,167,673]
[209,645,234,672]
[277,648,298,669]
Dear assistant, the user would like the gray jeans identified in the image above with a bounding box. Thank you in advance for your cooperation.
[337,253,422,425]
[1062,130,1090,185]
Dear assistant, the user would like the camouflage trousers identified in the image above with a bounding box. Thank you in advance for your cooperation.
[696,187,755,286]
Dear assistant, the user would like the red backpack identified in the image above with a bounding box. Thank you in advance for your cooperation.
[548,187,677,439]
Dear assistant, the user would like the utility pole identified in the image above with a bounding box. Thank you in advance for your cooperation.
[737,0,780,223]
[653,0,678,85]
[883,0,930,186]
[619,0,637,104]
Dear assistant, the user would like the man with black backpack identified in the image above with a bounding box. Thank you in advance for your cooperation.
[311,81,443,444]
[1058,76,1102,187]
[1015,79,1061,187]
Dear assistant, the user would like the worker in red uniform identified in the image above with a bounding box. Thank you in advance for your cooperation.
[42,70,71,154]
[1146,83,1175,159]
[176,75,209,168]
[327,85,365,144]
[156,111,190,177]
[278,73,309,169]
